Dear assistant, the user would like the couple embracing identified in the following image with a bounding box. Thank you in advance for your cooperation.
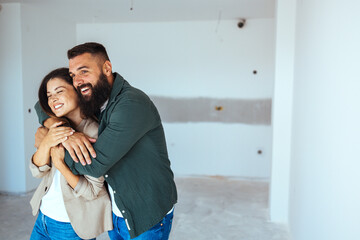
[29,42,177,240]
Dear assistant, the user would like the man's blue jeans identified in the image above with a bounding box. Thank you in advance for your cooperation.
[108,211,174,240]
[30,210,95,240]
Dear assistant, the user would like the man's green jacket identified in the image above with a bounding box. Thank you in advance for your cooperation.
[35,73,177,238]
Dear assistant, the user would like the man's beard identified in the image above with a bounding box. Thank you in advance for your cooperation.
[77,73,112,118]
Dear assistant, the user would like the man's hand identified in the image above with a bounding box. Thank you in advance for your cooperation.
[62,132,97,166]
[35,126,49,148]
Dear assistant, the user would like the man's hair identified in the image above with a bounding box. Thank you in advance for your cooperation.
[67,42,110,62]
[38,67,74,116]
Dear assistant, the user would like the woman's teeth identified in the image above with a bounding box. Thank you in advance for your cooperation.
[54,104,63,110]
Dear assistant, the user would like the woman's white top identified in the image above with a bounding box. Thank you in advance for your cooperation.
[40,170,70,222]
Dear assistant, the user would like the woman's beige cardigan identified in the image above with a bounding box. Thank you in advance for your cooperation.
[29,119,113,239]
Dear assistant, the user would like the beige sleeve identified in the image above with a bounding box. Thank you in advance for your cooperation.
[72,175,106,200]
[29,155,51,178]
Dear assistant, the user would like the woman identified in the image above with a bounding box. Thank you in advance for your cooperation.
[29,68,112,240]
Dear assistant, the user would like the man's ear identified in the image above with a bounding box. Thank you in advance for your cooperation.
[103,60,112,76]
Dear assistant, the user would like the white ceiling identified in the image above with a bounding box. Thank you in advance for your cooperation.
[0,0,275,23]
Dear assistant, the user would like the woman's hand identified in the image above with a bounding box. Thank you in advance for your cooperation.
[41,121,74,149]
[51,144,66,170]
[50,144,80,189]
[32,122,74,168]
[34,126,48,148]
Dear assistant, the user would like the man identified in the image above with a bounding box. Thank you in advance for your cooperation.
[35,42,177,239]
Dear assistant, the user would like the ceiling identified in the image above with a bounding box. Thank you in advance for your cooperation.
[0,0,275,23]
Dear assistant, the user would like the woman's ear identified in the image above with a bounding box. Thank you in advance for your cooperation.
[103,60,112,76]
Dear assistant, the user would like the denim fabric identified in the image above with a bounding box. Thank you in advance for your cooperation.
[30,211,95,240]
[108,211,174,240]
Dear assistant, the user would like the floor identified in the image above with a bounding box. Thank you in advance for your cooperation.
[0,177,290,240]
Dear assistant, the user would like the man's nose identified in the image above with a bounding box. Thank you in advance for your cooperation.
[73,75,84,86]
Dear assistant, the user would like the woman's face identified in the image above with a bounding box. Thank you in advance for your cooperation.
[47,77,79,118]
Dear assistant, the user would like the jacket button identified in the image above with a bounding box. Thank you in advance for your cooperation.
[105,174,108,178]
[113,191,116,194]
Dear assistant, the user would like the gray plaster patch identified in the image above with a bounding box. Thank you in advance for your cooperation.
[150,96,272,125]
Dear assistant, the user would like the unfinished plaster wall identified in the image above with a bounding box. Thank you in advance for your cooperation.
[77,19,275,178]
[20,3,77,191]
[0,3,26,193]
[0,3,78,194]
[0,2,77,193]
[289,0,360,239]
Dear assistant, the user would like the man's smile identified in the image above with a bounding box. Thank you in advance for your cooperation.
[79,85,92,96]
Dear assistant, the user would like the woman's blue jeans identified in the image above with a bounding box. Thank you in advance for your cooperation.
[108,210,174,240]
[30,211,95,240]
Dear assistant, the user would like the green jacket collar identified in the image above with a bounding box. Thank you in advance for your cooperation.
[109,72,125,104]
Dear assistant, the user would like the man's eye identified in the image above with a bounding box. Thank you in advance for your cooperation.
[57,90,64,94]
[47,95,51,98]
[81,70,87,74]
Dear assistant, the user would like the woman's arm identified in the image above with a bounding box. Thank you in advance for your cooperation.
[32,121,74,167]
[35,101,96,165]
[51,145,105,200]
[51,145,79,189]
[29,155,51,178]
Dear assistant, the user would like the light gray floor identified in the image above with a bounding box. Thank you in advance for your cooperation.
[0,177,290,240]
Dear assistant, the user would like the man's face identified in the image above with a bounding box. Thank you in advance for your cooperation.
[69,53,112,117]
[69,53,103,100]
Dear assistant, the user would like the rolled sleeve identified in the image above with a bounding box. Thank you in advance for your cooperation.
[72,175,105,200]
[29,155,51,178]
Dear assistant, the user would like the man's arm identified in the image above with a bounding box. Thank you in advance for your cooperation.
[65,99,157,178]
[35,101,70,128]
[34,101,50,126]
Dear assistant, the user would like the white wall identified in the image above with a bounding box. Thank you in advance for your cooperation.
[0,4,275,193]
[165,123,272,177]
[77,20,274,99]
[289,1,360,239]
[77,19,275,178]
[0,3,77,193]
[270,0,296,223]
[0,3,26,193]
[20,4,77,191]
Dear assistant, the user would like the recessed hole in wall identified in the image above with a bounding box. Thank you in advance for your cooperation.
[28,108,31,113]
[215,106,223,111]
[253,70,257,75]
[257,150,262,155]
